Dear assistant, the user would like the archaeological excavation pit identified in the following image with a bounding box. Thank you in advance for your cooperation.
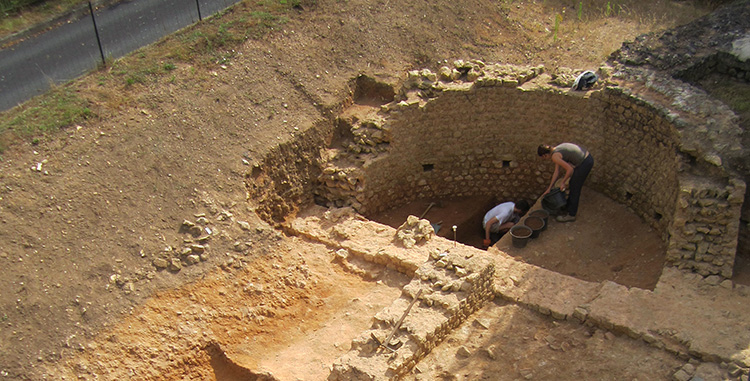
[238,59,750,379]
[252,62,746,287]
[10,1,750,379]
[45,59,750,381]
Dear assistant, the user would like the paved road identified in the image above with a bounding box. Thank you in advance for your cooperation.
[0,0,239,111]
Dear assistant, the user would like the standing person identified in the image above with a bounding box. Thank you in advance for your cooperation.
[482,200,530,248]
[537,143,594,222]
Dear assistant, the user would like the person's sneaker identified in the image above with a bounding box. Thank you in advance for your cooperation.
[556,215,576,222]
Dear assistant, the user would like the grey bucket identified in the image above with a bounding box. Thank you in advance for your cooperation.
[524,216,545,238]
[528,209,549,231]
[542,188,567,215]
[510,225,532,248]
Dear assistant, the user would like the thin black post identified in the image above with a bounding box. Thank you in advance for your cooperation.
[88,1,106,66]
[195,0,202,21]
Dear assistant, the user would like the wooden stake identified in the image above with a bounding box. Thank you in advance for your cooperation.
[380,289,423,352]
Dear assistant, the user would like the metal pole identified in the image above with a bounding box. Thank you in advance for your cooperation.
[452,225,457,247]
[195,0,202,21]
[88,1,106,66]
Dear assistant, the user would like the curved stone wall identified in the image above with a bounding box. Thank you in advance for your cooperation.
[249,62,745,279]
[357,80,681,240]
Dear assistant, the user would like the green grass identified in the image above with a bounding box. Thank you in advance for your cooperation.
[0,0,302,153]
[0,0,84,38]
[0,86,92,151]
[552,13,562,42]
[1,0,46,16]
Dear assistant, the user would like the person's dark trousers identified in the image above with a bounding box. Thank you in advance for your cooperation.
[566,154,594,217]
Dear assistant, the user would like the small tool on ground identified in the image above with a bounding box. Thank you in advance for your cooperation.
[419,202,442,233]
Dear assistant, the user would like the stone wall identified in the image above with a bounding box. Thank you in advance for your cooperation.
[343,65,681,241]
[678,51,750,84]
[588,87,681,237]
[247,119,335,224]
[667,177,745,277]
[287,206,497,380]
[329,247,496,380]
[249,61,745,278]
[312,62,744,278]
[610,0,750,264]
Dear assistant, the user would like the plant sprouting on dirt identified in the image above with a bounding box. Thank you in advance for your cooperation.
[553,13,562,42]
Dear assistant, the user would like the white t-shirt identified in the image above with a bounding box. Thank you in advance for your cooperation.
[482,202,515,233]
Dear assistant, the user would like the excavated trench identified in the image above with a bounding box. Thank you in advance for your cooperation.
[235,62,748,378]
[250,63,745,285]
[48,62,747,381]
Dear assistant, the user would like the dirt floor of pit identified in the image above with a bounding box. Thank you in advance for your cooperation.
[370,187,668,290]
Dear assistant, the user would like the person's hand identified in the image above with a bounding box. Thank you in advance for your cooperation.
[483,239,492,248]
[542,188,551,197]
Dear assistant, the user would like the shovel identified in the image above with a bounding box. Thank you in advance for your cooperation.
[419,203,441,233]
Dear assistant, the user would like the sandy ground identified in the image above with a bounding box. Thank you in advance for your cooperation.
[0,0,739,380]
[496,188,667,290]
[371,187,667,290]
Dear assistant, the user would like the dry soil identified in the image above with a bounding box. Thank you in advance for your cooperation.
[0,0,731,380]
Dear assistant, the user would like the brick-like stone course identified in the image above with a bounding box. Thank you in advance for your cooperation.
[310,61,743,277]
[287,207,497,380]
[667,177,745,277]
[330,253,496,380]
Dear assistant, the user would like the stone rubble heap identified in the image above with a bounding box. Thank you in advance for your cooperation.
[394,215,434,249]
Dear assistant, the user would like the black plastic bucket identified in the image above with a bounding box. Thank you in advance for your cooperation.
[528,209,549,230]
[510,225,532,248]
[542,188,567,215]
[524,216,545,238]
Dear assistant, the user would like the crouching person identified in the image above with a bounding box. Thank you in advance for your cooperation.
[482,200,530,248]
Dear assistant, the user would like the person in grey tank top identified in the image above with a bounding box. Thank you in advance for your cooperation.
[537,143,595,222]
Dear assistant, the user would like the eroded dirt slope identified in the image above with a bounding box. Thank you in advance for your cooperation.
[0,0,717,379]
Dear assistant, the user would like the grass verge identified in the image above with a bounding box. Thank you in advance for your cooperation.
[0,0,301,153]
[1,0,85,40]
[0,85,92,152]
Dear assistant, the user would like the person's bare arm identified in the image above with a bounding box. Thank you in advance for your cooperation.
[484,217,499,240]
[543,153,564,195]
[551,153,575,191]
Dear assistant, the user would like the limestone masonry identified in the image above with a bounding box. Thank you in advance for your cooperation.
[251,59,745,279]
